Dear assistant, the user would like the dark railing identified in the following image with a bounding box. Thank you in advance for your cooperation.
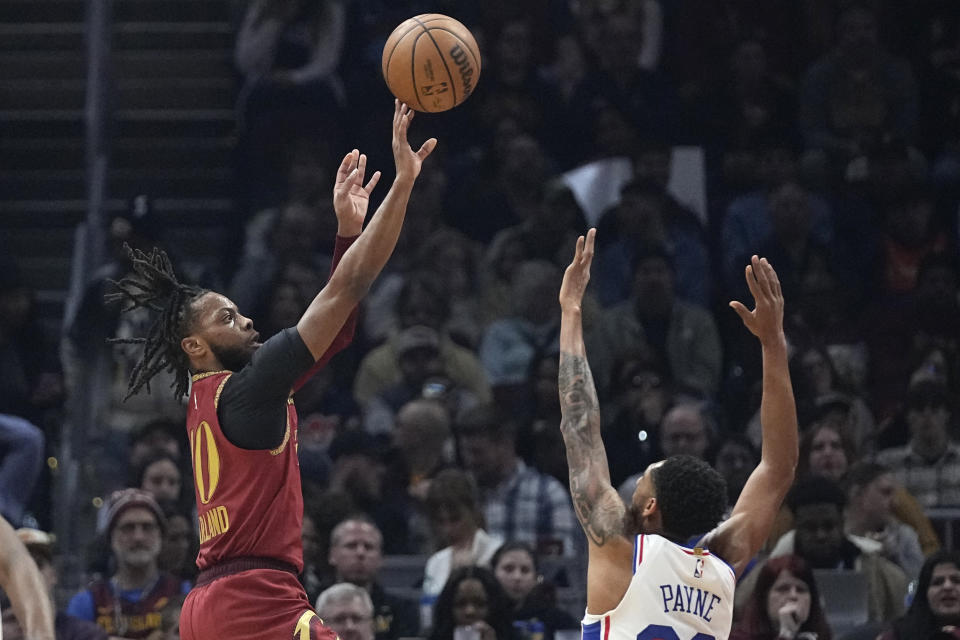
[56,0,113,598]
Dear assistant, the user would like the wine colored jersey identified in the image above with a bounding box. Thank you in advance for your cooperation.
[581,534,735,640]
[187,369,306,571]
[185,234,358,572]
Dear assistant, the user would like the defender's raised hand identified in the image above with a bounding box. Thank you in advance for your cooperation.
[559,228,596,312]
[729,255,785,344]
[392,100,437,181]
[333,149,381,236]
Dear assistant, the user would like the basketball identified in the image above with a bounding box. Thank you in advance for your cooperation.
[381,14,482,113]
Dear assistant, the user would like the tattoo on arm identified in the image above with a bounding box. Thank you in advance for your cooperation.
[559,351,624,546]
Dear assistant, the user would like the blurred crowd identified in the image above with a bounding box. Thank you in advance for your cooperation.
[4,0,960,638]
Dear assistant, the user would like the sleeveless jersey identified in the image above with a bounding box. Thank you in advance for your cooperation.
[186,370,304,572]
[582,535,735,640]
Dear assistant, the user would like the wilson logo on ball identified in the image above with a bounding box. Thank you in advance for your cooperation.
[449,44,475,96]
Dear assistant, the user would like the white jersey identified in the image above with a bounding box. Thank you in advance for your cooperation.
[582,534,735,640]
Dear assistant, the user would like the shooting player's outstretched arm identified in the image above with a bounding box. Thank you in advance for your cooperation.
[707,256,798,578]
[297,100,437,359]
[558,229,633,612]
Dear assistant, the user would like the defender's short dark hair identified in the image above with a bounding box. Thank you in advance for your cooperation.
[652,455,727,541]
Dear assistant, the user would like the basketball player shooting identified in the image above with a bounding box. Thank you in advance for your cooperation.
[107,100,436,640]
[557,229,798,640]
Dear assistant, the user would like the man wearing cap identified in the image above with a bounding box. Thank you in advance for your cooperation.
[66,489,188,639]
[363,325,479,436]
[5,528,106,640]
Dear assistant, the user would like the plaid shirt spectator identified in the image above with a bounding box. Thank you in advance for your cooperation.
[480,460,580,557]
[876,442,960,507]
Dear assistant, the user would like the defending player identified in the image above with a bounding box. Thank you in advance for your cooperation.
[108,100,436,640]
[557,229,798,640]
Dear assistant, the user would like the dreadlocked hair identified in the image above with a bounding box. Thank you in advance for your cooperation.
[105,244,208,400]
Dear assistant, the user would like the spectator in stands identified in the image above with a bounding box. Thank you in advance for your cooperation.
[731,554,832,640]
[326,516,419,640]
[601,356,672,488]
[491,542,578,640]
[594,178,711,309]
[788,345,875,455]
[449,133,550,244]
[422,469,503,598]
[589,245,722,398]
[10,528,107,640]
[413,229,485,349]
[228,200,331,315]
[361,162,454,344]
[354,272,491,409]
[363,325,480,437]
[132,451,184,509]
[391,398,453,503]
[487,180,585,281]
[327,431,412,554]
[234,0,347,204]
[128,419,185,471]
[866,251,960,425]
[67,489,189,639]
[158,504,196,583]
[876,184,951,297]
[710,433,760,517]
[428,566,514,640]
[877,550,960,640]
[617,401,715,503]
[798,3,920,183]
[315,583,376,640]
[0,255,63,427]
[708,36,799,156]
[844,462,924,578]
[875,380,960,507]
[478,260,562,405]
[0,413,43,529]
[737,476,909,625]
[455,404,579,558]
[765,422,940,557]
[0,256,61,528]
[565,9,681,159]
[519,349,569,486]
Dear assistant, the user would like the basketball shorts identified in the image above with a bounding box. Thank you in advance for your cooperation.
[180,567,336,640]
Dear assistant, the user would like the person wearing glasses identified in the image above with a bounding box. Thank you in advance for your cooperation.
[66,489,190,639]
[315,583,376,640]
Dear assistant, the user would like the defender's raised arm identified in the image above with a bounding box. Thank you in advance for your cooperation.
[709,255,799,577]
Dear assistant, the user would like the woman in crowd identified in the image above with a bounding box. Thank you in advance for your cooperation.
[764,423,939,555]
[730,555,832,640]
[429,566,515,640]
[422,470,502,599]
[491,542,578,640]
[877,550,960,639]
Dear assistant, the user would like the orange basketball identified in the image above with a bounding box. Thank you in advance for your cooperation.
[381,14,482,113]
